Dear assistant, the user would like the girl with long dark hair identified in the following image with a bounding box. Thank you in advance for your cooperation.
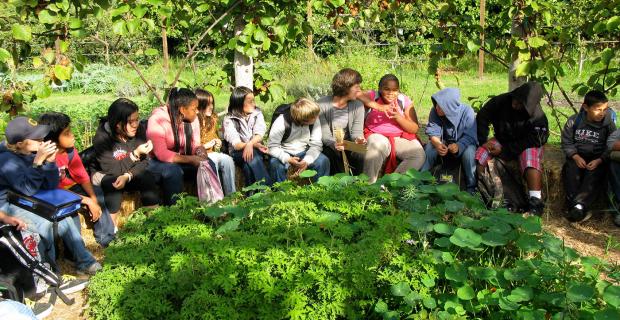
[146,88,214,205]
[93,98,160,225]
[222,86,272,186]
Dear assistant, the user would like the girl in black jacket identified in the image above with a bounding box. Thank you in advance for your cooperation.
[93,98,160,227]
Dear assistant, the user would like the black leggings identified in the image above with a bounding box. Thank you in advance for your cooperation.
[100,171,160,213]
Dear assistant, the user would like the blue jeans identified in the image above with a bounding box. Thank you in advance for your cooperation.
[269,152,330,183]
[147,159,198,206]
[68,184,116,247]
[231,149,273,186]
[422,143,477,192]
[2,203,97,272]
[208,152,236,195]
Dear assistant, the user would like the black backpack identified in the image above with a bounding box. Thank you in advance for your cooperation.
[477,158,528,212]
[269,104,314,143]
[0,224,75,305]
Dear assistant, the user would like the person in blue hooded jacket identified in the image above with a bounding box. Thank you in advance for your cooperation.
[421,88,478,193]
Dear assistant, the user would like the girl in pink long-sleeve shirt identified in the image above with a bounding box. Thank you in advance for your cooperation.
[146,88,214,205]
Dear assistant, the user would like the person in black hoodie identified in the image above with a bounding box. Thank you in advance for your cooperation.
[562,90,614,223]
[476,81,549,215]
[92,98,160,227]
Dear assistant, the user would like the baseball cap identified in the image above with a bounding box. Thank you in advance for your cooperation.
[5,117,51,144]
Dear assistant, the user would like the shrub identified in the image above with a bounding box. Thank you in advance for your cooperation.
[88,172,620,320]
[69,63,126,94]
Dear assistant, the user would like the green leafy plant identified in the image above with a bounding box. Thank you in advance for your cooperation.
[88,171,620,319]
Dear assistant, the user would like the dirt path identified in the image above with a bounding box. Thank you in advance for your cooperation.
[46,210,620,320]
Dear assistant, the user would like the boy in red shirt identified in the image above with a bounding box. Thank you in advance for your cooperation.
[38,112,115,247]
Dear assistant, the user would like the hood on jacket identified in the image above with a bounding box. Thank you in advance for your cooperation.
[431,88,468,127]
[227,107,262,121]
[511,81,544,118]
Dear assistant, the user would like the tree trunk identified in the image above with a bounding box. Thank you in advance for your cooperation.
[162,17,170,74]
[508,2,527,90]
[478,0,485,79]
[234,19,253,89]
[306,0,314,55]
[54,36,61,64]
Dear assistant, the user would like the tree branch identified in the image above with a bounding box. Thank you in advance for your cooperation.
[480,46,509,68]
[92,34,164,106]
[170,0,242,87]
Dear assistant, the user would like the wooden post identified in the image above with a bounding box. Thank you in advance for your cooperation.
[478,0,485,79]
[306,0,314,55]
[162,16,169,74]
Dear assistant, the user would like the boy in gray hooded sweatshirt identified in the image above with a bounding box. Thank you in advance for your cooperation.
[562,90,615,223]
[422,88,478,193]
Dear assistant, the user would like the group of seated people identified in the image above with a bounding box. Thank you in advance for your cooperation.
[0,68,619,284]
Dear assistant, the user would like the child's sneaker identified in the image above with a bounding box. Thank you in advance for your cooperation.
[54,275,89,295]
[566,207,592,223]
[25,299,53,319]
[527,197,544,216]
[77,262,102,276]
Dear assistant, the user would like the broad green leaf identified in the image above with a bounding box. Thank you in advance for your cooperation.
[433,223,455,235]
[43,50,55,64]
[593,21,607,34]
[601,48,614,65]
[469,267,496,280]
[515,61,532,77]
[315,212,340,225]
[262,38,271,51]
[594,308,620,320]
[466,40,480,52]
[445,265,467,283]
[12,91,23,105]
[508,286,533,302]
[54,65,72,81]
[133,5,148,18]
[445,200,465,213]
[127,20,140,34]
[112,20,127,35]
[246,47,259,58]
[481,231,509,246]
[504,267,531,281]
[69,18,82,29]
[422,297,437,309]
[32,57,43,68]
[516,234,542,252]
[607,16,620,32]
[299,169,317,179]
[110,4,130,17]
[144,48,158,56]
[32,81,52,99]
[603,285,620,308]
[521,218,542,233]
[215,218,241,234]
[38,10,58,24]
[374,300,388,313]
[404,291,422,306]
[59,40,69,53]
[253,28,267,42]
[528,37,547,48]
[390,282,411,297]
[567,282,594,303]
[421,275,435,287]
[457,285,475,300]
[12,24,32,42]
[499,295,520,310]
[449,228,482,249]
[0,49,12,63]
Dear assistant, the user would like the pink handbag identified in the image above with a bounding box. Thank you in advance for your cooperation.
[197,160,224,204]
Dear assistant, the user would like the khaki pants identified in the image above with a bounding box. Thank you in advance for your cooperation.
[363,133,426,183]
